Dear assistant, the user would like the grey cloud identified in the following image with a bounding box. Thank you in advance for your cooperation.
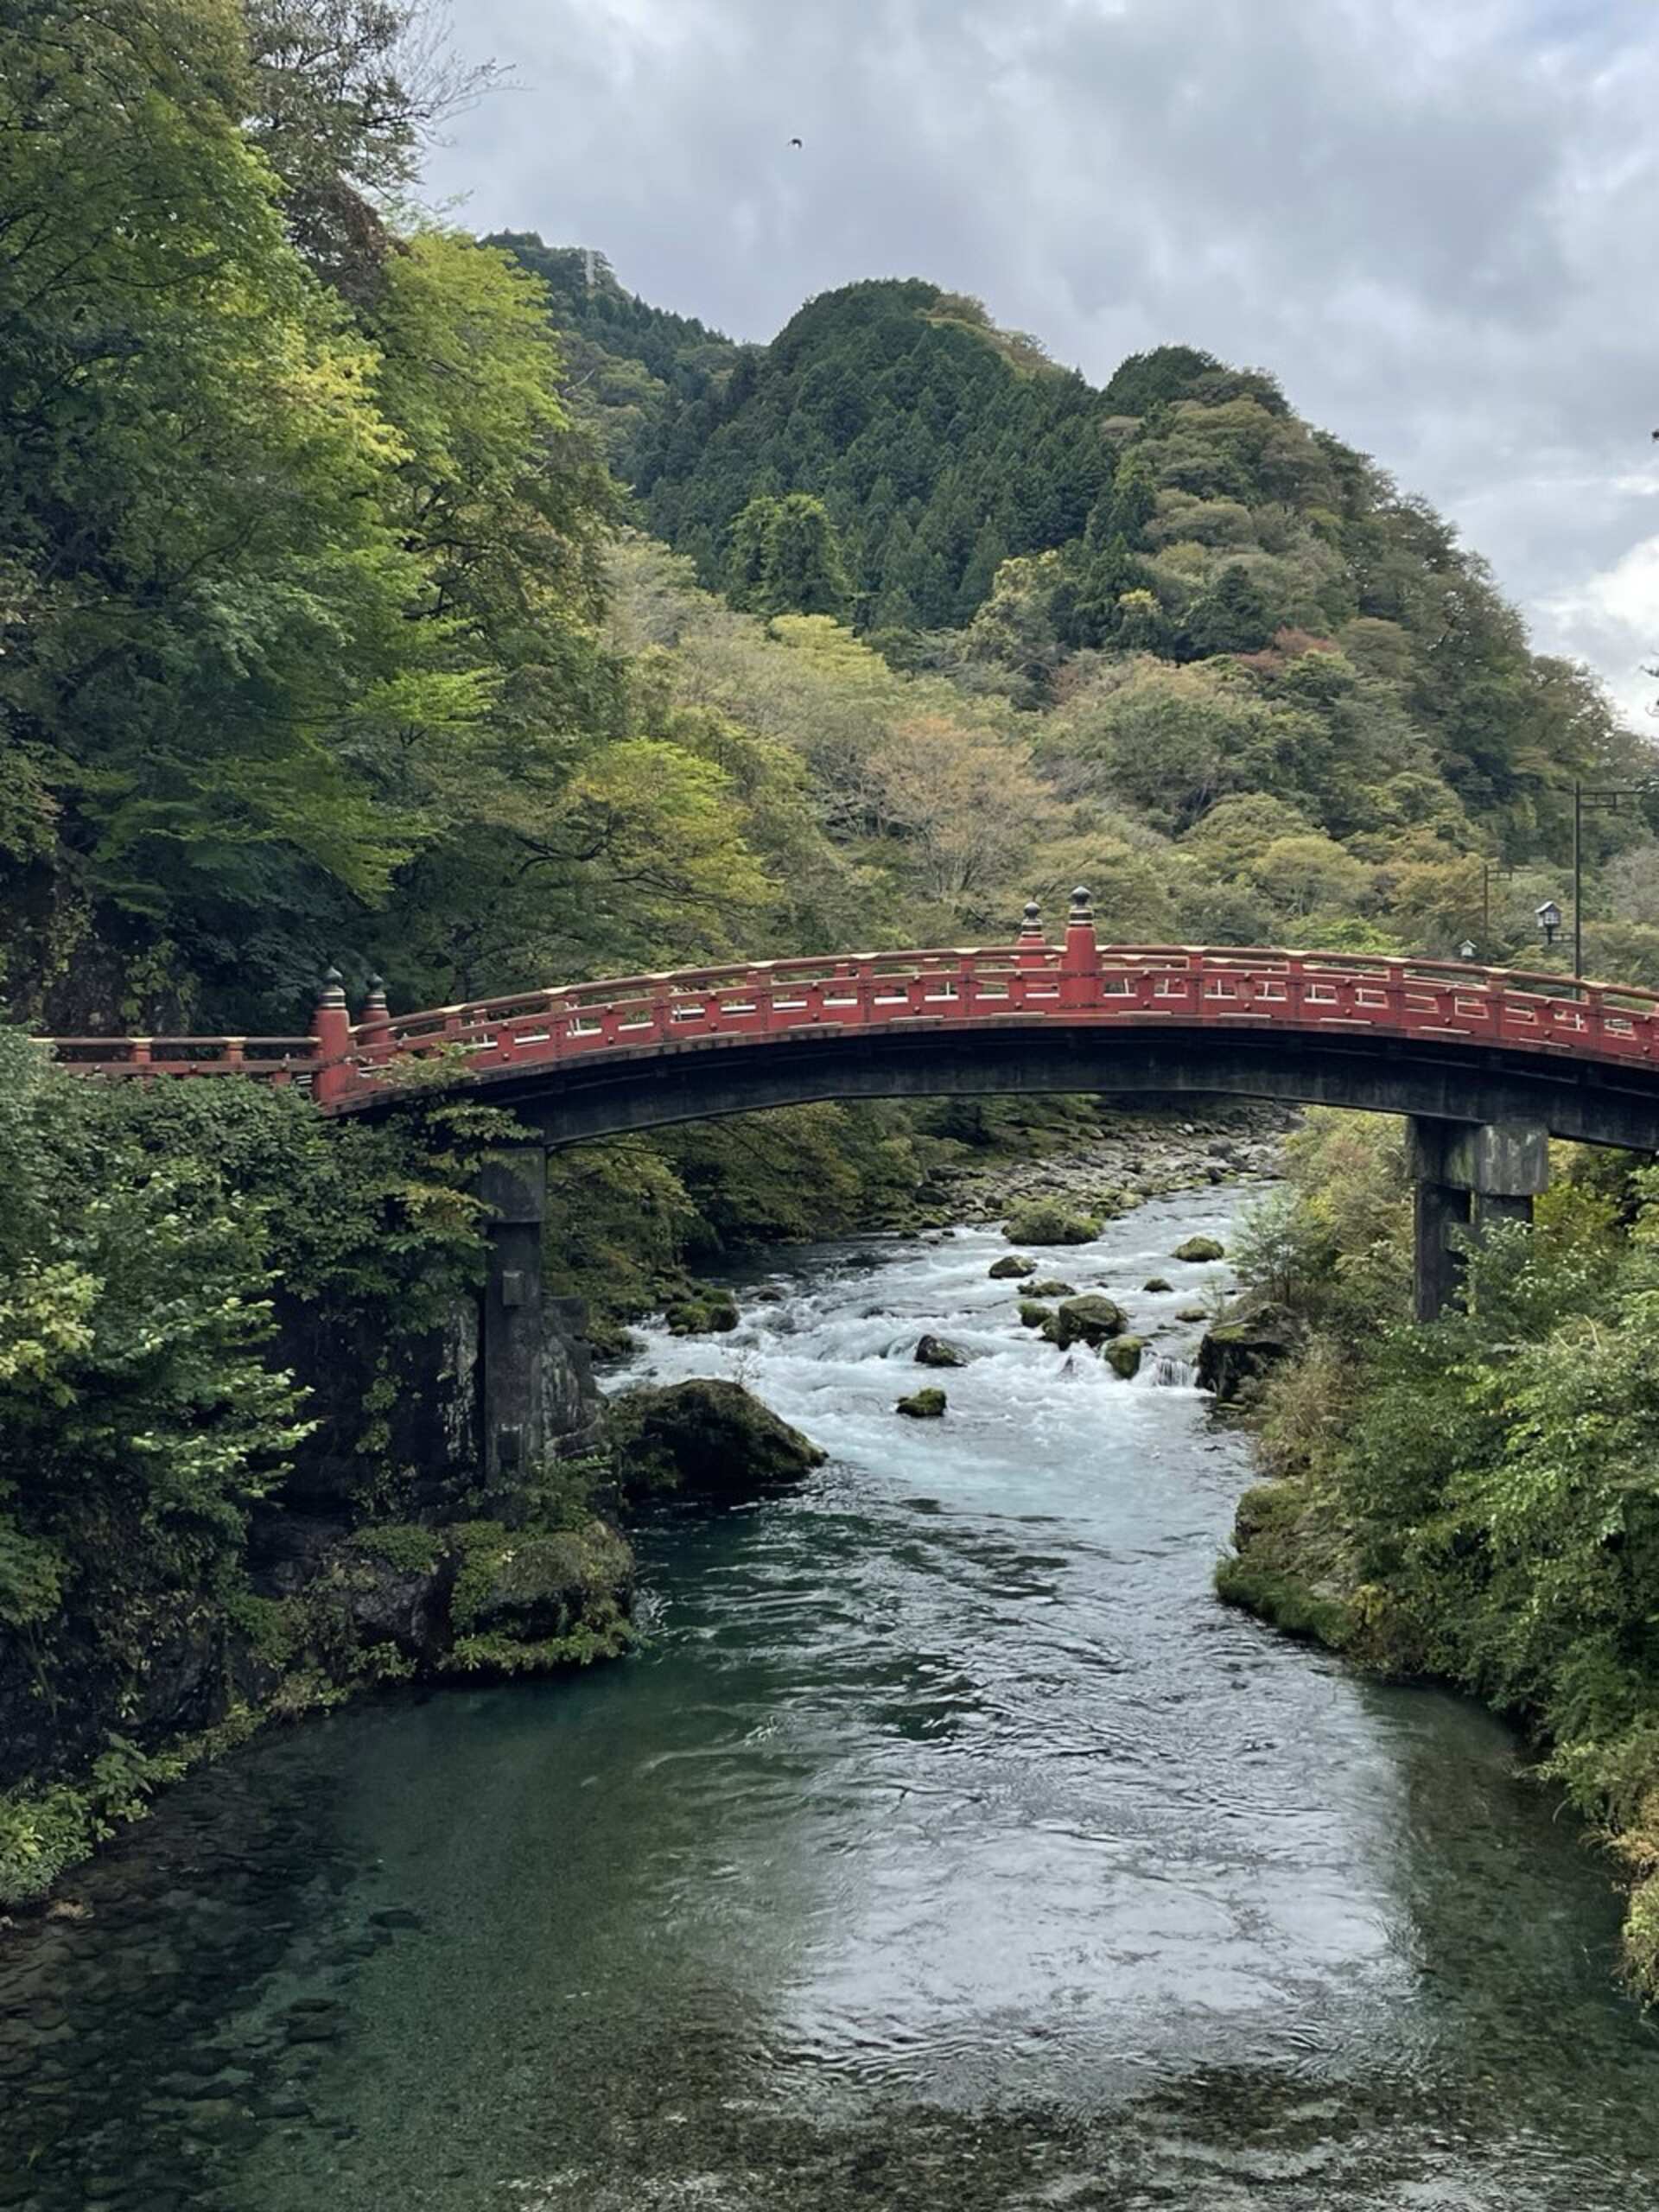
[423,0,1659,724]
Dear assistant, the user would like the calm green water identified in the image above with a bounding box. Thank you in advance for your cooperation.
[2,1188,1656,2210]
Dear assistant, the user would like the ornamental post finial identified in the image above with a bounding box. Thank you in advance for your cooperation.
[1062,885,1100,999]
[310,965,353,1105]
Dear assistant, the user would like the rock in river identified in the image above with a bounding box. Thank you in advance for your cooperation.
[1044,1294,1128,1350]
[1196,1299,1308,1404]
[896,1389,948,1419]
[988,1255,1036,1281]
[914,1333,968,1368]
[1173,1236,1226,1263]
[611,1379,827,1503]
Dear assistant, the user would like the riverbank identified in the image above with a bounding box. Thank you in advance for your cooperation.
[1211,1111,1659,2003]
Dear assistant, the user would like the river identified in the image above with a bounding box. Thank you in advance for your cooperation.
[2,1185,1656,2211]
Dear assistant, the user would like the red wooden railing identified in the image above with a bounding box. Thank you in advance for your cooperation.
[35,899,1659,1116]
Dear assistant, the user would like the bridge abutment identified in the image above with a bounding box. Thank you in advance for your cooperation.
[1407,1118,1549,1320]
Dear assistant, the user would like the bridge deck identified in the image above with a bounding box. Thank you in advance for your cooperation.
[37,942,1659,1118]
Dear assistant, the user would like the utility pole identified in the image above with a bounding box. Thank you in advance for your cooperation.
[1572,780,1659,981]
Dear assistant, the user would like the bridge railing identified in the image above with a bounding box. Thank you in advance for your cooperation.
[33,924,1659,1108]
[37,1036,321,1081]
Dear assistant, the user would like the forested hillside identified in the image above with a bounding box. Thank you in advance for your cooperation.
[496,240,1659,976]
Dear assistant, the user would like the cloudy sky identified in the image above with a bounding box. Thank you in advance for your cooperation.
[424,0,1659,725]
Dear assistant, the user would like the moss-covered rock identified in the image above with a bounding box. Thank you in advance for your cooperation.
[914,1333,968,1369]
[1197,1299,1307,1403]
[1004,1200,1101,1246]
[1215,1479,1358,1650]
[665,1291,741,1335]
[1103,1336,1145,1380]
[1018,1301,1053,1329]
[1176,1305,1209,1323]
[896,1389,947,1418]
[1044,1294,1127,1350]
[1173,1236,1226,1262]
[1142,1276,1173,1294]
[1027,1278,1075,1299]
[988,1254,1036,1280]
[443,1519,635,1675]
[609,1378,826,1504]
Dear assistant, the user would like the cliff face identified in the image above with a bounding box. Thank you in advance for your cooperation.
[0,1294,620,1903]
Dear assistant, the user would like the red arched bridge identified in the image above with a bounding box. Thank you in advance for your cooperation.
[39,893,1659,1156]
[38,892,1659,1466]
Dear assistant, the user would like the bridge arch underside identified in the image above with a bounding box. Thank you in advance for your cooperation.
[393,1024,1659,1154]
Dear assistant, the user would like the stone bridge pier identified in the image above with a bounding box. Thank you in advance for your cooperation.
[474,1140,601,1496]
[1408,1118,1550,1321]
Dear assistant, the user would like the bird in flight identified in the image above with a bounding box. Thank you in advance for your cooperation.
[790,137,803,148]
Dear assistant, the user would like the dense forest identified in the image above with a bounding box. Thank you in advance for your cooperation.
[4,0,1659,1992]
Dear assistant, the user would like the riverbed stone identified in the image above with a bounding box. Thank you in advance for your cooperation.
[610,1379,827,1503]
[664,1291,740,1336]
[988,1255,1036,1280]
[896,1389,947,1419]
[1004,1201,1101,1246]
[1197,1300,1307,1403]
[913,1334,968,1369]
[1174,1236,1226,1262]
[1018,1302,1053,1329]
[1026,1279,1075,1299]
[1044,1295,1128,1350]
[1103,1336,1145,1380]
[1142,1277,1173,1294]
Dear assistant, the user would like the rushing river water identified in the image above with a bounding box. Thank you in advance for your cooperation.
[3,1185,1657,2211]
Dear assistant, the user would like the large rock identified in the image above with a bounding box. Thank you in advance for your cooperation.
[1103,1336,1145,1380]
[1197,1300,1308,1404]
[914,1334,968,1369]
[1044,1294,1127,1350]
[896,1389,947,1419]
[988,1254,1036,1280]
[1173,1236,1226,1263]
[450,1522,635,1647]
[609,1379,827,1503]
[1004,1201,1100,1246]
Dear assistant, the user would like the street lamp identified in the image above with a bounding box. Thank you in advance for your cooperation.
[1536,899,1562,949]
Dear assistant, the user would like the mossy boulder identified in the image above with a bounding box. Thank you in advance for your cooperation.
[448,1522,635,1652]
[1196,1299,1307,1404]
[1176,1305,1209,1323]
[665,1291,740,1335]
[988,1254,1036,1280]
[1215,1480,1357,1650]
[1004,1201,1101,1246]
[1173,1236,1226,1263]
[1018,1301,1053,1329]
[1103,1336,1145,1380]
[609,1379,826,1503]
[897,1389,947,1419]
[914,1334,968,1369]
[1142,1276,1173,1294]
[1044,1294,1127,1350]
[1027,1279,1075,1299]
